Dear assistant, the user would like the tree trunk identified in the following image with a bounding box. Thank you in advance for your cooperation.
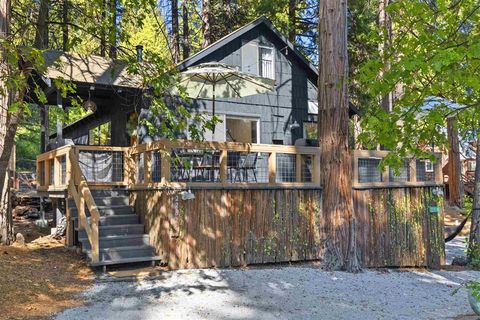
[182,0,190,60]
[468,136,480,261]
[318,0,360,272]
[447,116,463,207]
[62,0,68,51]
[0,0,13,245]
[34,0,49,49]
[109,0,117,58]
[378,0,393,113]
[100,0,107,56]
[171,0,180,64]
[288,0,296,43]
[201,0,211,48]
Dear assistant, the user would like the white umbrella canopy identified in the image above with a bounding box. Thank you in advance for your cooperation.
[176,63,275,115]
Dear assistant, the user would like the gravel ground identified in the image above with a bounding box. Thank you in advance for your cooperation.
[55,265,480,320]
[446,236,468,265]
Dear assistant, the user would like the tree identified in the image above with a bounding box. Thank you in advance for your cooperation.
[171,0,180,63]
[357,0,480,262]
[318,0,360,272]
[201,0,211,48]
[182,0,189,59]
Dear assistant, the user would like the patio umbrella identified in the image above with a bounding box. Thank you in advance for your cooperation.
[177,63,275,116]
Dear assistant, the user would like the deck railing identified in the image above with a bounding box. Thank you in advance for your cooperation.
[353,150,443,189]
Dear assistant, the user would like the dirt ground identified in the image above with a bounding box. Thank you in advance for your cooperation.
[444,205,471,237]
[0,218,93,320]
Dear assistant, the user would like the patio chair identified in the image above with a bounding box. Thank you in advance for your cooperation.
[235,152,258,182]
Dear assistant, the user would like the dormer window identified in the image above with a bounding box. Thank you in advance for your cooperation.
[259,46,274,79]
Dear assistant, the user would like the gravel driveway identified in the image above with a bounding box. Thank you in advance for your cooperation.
[55,265,480,320]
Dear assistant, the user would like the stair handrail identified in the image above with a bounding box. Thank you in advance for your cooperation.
[68,148,100,263]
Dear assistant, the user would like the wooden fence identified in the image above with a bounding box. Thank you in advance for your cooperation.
[36,144,445,269]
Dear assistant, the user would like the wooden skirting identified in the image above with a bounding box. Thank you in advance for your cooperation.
[353,186,444,268]
[132,186,444,270]
[131,188,325,269]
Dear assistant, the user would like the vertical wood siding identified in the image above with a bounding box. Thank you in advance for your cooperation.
[132,186,444,269]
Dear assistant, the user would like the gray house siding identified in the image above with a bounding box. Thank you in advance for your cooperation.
[187,24,317,145]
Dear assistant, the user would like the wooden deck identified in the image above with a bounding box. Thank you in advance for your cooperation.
[36,141,445,269]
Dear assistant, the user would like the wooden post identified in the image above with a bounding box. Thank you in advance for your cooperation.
[45,159,51,186]
[313,153,321,185]
[409,158,417,183]
[296,154,302,182]
[161,148,171,184]
[220,149,227,183]
[268,152,276,184]
[144,151,151,184]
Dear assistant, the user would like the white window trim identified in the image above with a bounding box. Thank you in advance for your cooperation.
[258,44,275,80]
[226,115,261,144]
[425,160,434,172]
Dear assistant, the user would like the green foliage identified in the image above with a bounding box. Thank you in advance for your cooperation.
[358,0,480,169]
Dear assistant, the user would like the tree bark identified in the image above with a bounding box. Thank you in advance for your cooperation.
[288,0,296,43]
[34,0,49,49]
[109,0,117,58]
[62,0,68,51]
[468,136,480,261]
[447,116,464,207]
[318,0,360,272]
[378,0,393,113]
[171,0,180,64]
[0,0,13,245]
[201,0,211,48]
[182,0,189,60]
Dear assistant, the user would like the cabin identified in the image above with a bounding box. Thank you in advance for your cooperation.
[34,17,445,271]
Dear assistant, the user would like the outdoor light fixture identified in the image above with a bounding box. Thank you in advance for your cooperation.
[180,190,195,201]
[289,120,300,130]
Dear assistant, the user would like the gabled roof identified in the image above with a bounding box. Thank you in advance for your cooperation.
[177,16,319,82]
[42,50,143,88]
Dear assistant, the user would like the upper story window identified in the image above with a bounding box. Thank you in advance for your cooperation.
[467,160,476,172]
[259,46,274,79]
[425,160,434,172]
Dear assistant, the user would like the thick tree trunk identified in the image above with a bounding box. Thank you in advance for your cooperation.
[62,0,68,51]
[468,137,480,261]
[201,0,211,48]
[447,116,463,207]
[318,0,360,272]
[171,0,180,64]
[0,0,14,245]
[182,0,190,60]
[288,0,296,42]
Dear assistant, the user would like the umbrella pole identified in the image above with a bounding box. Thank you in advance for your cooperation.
[212,84,216,133]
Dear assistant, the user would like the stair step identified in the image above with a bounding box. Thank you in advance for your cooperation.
[79,234,150,249]
[73,214,139,226]
[70,205,135,216]
[78,224,145,238]
[89,255,162,267]
[90,189,129,198]
[92,196,130,206]
[86,245,155,261]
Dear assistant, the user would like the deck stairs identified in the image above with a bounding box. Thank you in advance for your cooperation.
[69,189,161,271]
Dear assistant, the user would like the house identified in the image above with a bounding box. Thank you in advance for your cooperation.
[34,17,445,271]
[43,17,358,149]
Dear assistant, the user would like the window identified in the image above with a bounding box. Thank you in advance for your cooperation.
[187,114,260,143]
[467,160,476,172]
[226,117,259,143]
[425,160,434,172]
[259,46,274,79]
[89,122,111,145]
